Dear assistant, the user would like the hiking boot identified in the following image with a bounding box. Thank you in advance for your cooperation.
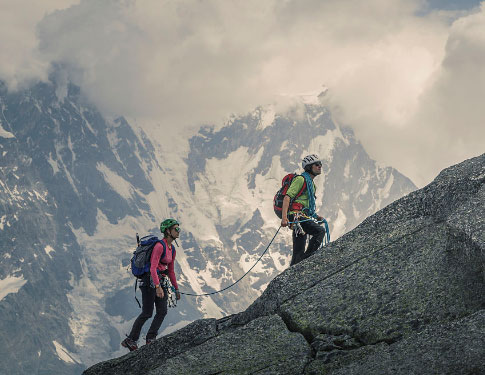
[146,338,156,345]
[121,337,138,351]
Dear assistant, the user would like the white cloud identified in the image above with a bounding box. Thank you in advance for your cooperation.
[0,0,483,186]
[328,3,485,185]
[0,0,79,89]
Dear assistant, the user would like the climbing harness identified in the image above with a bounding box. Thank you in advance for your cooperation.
[161,276,177,308]
[292,212,306,237]
[289,213,331,245]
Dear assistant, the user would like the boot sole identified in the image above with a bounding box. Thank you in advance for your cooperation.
[121,340,138,351]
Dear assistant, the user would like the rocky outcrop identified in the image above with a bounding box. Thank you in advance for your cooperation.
[84,154,485,375]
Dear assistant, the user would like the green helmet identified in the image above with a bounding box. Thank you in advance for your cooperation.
[160,218,180,234]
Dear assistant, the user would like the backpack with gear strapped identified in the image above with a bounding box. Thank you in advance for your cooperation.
[130,235,169,278]
[273,173,307,218]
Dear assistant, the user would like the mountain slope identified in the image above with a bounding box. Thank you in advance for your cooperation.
[0,80,415,374]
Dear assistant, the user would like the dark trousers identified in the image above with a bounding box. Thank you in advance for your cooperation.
[290,218,326,266]
[128,285,168,341]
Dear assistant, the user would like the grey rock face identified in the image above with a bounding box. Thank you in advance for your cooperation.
[84,154,485,374]
[84,319,218,375]
[150,315,310,375]
[86,314,310,375]
[306,310,485,375]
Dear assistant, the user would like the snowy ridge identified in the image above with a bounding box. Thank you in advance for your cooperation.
[0,81,416,374]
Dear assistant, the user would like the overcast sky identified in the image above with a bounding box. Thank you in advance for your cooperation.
[1,0,483,187]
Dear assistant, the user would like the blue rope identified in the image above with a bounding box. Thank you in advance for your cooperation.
[301,172,317,218]
[322,218,330,244]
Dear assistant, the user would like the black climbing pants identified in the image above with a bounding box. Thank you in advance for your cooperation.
[128,284,168,341]
[290,218,326,266]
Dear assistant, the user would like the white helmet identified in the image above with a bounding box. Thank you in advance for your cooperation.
[302,154,321,169]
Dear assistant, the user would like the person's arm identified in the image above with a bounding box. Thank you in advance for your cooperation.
[281,195,291,227]
[167,248,181,300]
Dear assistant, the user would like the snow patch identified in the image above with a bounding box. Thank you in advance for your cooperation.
[54,142,80,195]
[371,173,395,212]
[344,161,350,179]
[353,205,360,219]
[0,215,6,230]
[175,253,225,318]
[332,209,347,240]
[360,182,369,196]
[96,163,133,200]
[193,147,264,226]
[239,252,267,274]
[0,275,27,301]
[197,260,223,291]
[52,340,80,364]
[267,245,290,272]
[306,129,342,163]
[0,119,14,138]
[47,152,60,174]
[33,190,48,203]
[381,173,394,200]
[45,245,55,258]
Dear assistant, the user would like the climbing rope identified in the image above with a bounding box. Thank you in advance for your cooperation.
[179,215,330,297]
[179,226,282,296]
[130,217,330,300]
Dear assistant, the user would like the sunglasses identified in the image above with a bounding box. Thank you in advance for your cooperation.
[312,162,322,167]
[172,226,181,233]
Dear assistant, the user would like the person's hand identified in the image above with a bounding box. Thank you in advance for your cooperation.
[317,215,324,222]
[175,290,181,300]
[155,285,164,298]
[281,217,289,227]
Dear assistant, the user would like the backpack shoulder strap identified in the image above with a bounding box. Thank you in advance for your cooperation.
[159,239,167,261]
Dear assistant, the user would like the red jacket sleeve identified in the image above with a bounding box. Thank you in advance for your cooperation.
[167,247,178,290]
[150,242,163,286]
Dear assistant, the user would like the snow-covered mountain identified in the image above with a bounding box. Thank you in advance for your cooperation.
[0,79,416,374]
